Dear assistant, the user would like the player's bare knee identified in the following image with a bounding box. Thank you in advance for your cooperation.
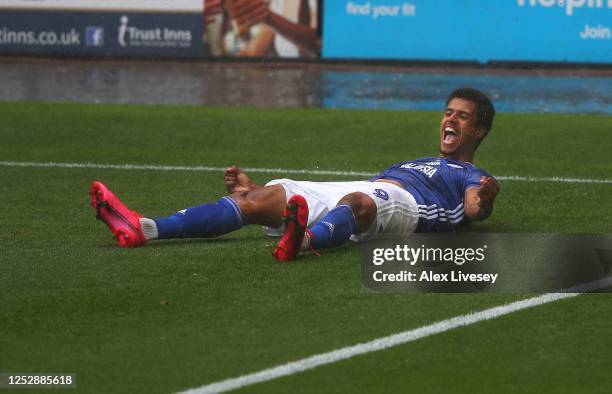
[228,192,258,220]
[337,192,377,232]
[229,188,284,227]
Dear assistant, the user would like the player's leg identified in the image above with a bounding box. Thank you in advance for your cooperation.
[274,191,377,261]
[91,173,286,247]
[222,165,289,226]
[273,181,419,261]
[306,192,377,250]
[139,185,286,240]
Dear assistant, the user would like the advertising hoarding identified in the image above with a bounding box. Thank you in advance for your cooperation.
[0,0,203,58]
[323,0,612,64]
[0,0,202,12]
[203,0,320,58]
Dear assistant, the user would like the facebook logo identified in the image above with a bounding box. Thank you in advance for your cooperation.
[86,26,104,47]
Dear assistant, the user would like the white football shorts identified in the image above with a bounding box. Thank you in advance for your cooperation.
[262,179,420,242]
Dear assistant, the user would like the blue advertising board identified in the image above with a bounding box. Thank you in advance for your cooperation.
[0,11,203,58]
[323,0,612,64]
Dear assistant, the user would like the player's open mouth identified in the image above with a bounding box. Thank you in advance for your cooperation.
[443,127,459,145]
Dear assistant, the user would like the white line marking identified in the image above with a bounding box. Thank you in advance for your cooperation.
[1,161,612,185]
[178,276,612,394]
[0,160,371,177]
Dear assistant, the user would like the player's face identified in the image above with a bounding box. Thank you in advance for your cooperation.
[439,98,483,159]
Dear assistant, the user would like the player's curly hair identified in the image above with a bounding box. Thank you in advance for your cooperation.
[446,88,495,134]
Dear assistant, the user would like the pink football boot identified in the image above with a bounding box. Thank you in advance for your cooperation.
[90,180,147,247]
[273,194,309,262]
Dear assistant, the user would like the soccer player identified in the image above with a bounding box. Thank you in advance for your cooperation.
[91,88,499,261]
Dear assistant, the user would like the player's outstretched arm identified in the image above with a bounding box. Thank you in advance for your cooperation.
[464,176,500,221]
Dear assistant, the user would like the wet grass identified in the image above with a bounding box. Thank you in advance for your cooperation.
[1,102,611,393]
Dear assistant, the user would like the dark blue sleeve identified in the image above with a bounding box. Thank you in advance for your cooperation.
[463,167,492,189]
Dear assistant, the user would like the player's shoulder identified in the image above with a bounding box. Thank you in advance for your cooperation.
[438,158,475,172]
[443,158,482,168]
[443,158,494,179]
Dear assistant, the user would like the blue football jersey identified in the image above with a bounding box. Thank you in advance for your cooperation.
[370,157,492,232]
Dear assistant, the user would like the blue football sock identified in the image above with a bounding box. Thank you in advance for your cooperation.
[309,205,357,250]
[154,197,243,239]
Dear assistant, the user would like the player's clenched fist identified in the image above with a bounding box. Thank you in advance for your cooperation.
[478,176,499,203]
[224,165,257,193]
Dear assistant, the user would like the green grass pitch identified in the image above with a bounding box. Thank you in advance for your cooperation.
[1,102,611,393]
